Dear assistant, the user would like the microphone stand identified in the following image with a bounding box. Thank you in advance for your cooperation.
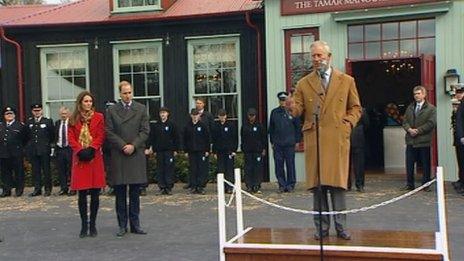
[314,100,324,261]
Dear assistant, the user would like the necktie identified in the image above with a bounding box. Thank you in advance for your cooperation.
[61,121,67,147]
[415,104,421,115]
[321,72,329,90]
[125,103,130,110]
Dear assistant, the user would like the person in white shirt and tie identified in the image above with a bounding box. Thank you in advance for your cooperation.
[55,107,73,196]
[402,85,437,191]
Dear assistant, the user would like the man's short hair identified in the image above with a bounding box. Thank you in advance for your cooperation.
[310,40,332,56]
[59,106,69,113]
[195,97,206,104]
[118,81,132,92]
[413,85,427,95]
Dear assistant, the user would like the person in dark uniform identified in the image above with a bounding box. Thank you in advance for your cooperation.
[26,103,55,197]
[183,108,211,194]
[54,106,72,196]
[241,108,267,194]
[148,107,179,195]
[453,85,464,193]
[0,107,27,197]
[212,109,238,194]
[269,92,302,193]
[348,108,369,192]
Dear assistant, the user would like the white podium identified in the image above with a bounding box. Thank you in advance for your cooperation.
[383,126,406,174]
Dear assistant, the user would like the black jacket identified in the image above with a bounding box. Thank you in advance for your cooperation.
[241,121,267,153]
[183,120,210,153]
[26,116,55,156]
[350,109,369,149]
[212,121,238,154]
[149,119,179,152]
[269,106,301,146]
[0,120,28,158]
[200,110,215,131]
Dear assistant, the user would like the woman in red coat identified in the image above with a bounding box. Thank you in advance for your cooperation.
[68,91,106,238]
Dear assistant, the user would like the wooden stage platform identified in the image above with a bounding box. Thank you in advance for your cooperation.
[224,228,444,261]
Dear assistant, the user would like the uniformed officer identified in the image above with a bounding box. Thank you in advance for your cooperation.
[452,84,464,193]
[183,108,211,194]
[212,109,238,194]
[241,108,267,194]
[147,107,180,195]
[269,92,302,193]
[26,103,55,197]
[0,107,27,197]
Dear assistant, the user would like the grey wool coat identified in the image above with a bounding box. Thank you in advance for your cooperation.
[105,101,150,186]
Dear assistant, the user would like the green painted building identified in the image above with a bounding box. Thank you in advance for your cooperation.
[265,0,463,181]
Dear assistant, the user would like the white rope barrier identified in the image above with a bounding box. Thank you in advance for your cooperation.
[223,179,436,215]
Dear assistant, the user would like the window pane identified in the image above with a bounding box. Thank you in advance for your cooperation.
[418,38,435,55]
[400,39,416,57]
[147,98,161,121]
[365,24,380,41]
[209,96,223,117]
[132,73,145,96]
[418,19,435,37]
[73,76,86,91]
[49,101,75,120]
[194,70,207,94]
[46,53,60,76]
[147,72,159,96]
[208,70,221,94]
[382,41,399,58]
[193,45,208,69]
[348,25,363,42]
[225,95,238,119]
[120,74,132,84]
[223,69,236,93]
[348,43,363,59]
[47,77,60,100]
[61,77,75,99]
[291,53,304,72]
[382,22,398,40]
[400,21,416,39]
[290,35,302,54]
[118,0,130,7]
[302,34,315,53]
[132,0,144,7]
[222,43,236,68]
[365,42,381,59]
[208,44,221,68]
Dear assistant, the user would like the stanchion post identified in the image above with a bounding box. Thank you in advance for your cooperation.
[436,167,449,261]
[234,168,244,234]
[217,173,226,261]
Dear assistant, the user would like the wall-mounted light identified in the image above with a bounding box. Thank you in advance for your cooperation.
[444,69,460,95]
[165,33,170,46]
[94,37,99,50]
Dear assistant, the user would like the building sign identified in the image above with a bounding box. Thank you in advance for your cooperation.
[281,0,442,16]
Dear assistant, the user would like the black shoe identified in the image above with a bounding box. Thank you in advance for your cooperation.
[278,187,285,193]
[286,187,294,193]
[140,188,147,196]
[79,225,88,238]
[225,188,233,194]
[401,185,414,191]
[183,184,190,189]
[356,186,365,193]
[15,188,23,197]
[68,190,77,196]
[197,188,206,195]
[116,227,127,237]
[314,231,329,240]
[165,188,172,195]
[58,190,68,196]
[44,190,51,197]
[337,230,351,240]
[106,188,114,196]
[89,225,97,237]
[130,227,147,235]
[29,189,42,197]
[0,190,11,197]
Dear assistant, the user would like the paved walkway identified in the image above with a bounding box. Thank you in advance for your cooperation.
[0,174,463,260]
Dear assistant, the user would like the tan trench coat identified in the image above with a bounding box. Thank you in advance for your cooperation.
[292,69,361,189]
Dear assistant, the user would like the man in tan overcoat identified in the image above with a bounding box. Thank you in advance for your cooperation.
[288,41,361,240]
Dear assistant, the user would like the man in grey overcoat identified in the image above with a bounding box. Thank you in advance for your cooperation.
[105,81,150,237]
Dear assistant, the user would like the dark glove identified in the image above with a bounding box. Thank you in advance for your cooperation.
[77,147,96,162]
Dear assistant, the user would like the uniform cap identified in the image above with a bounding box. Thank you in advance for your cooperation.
[277,91,289,101]
[31,103,42,110]
[190,108,200,115]
[159,107,170,113]
[247,108,257,115]
[3,106,16,115]
[217,109,227,116]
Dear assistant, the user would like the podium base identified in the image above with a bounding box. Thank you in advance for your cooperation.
[224,228,443,261]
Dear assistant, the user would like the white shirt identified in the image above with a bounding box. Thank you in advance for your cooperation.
[416,101,425,111]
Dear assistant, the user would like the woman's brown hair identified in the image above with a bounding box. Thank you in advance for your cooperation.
[70,91,96,125]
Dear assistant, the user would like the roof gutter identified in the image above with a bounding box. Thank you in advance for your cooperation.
[245,11,264,122]
[0,26,25,121]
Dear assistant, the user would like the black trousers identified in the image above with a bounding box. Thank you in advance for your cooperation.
[244,153,263,189]
[0,156,24,192]
[455,145,464,184]
[56,147,72,191]
[217,152,235,190]
[156,151,175,189]
[313,186,346,233]
[31,154,52,192]
[348,147,365,189]
[114,184,142,230]
[406,145,431,188]
[188,152,209,189]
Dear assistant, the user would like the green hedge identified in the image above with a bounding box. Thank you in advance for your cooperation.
[1,153,245,187]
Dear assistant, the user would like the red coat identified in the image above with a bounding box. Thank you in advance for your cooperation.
[68,112,106,190]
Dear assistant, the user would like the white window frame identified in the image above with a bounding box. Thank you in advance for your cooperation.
[112,0,162,14]
[112,40,164,117]
[187,36,242,125]
[39,44,90,118]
